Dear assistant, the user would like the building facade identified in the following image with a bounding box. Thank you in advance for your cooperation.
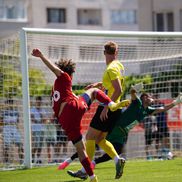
[138,0,182,31]
[0,0,29,37]
[0,0,138,38]
[29,0,138,31]
[1,0,182,38]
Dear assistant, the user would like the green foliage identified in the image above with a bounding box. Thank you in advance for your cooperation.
[71,75,153,97]
[72,84,87,95]
[29,68,52,97]
[0,56,52,98]
[0,59,22,98]
[123,74,153,97]
[72,84,86,90]
[73,89,85,95]
[153,63,182,97]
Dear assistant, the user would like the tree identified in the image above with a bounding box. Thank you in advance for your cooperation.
[152,63,182,97]
[123,74,153,97]
[29,68,52,96]
[0,57,22,98]
[0,55,52,98]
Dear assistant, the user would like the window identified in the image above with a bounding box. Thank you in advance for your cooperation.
[7,6,16,19]
[154,12,174,31]
[0,0,26,20]
[156,13,164,31]
[77,9,102,25]
[180,10,182,31]
[111,10,137,24]
[0,0,4,18]
[47,8,66,23]
[167,13,174,31]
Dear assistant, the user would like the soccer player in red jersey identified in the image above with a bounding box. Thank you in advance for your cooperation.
[31,48,129,182]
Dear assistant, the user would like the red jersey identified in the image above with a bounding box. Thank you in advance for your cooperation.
[52,72,76,117]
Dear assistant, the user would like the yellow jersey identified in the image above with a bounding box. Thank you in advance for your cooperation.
[102,60,125,103]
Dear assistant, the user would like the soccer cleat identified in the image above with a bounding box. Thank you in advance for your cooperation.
[36,160,42,164]
[115,157,125,179]
[58,161,70,170]
[67,170,88,180]
[90,176,98,182]
[167,151,173,160]
[109,100,130,112]
[91,161,96,170]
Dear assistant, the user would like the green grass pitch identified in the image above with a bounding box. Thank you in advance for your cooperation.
[1,158,182,182]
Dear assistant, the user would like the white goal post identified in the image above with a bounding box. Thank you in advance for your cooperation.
[1,28,182,170]
[20,28,182,168]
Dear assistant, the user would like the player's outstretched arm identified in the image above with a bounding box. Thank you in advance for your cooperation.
[153,93,182,115]
[31,49,63,77]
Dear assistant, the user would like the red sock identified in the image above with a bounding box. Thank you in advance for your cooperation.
[81,157,94,176]
[95,90,112,104]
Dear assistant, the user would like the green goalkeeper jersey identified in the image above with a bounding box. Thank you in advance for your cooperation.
[107,97,155,144]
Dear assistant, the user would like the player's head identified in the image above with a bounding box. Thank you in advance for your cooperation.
[35,96,42,107]
[140,93,154,106]
[55,59,76,76]
[5,99,14,108]
[104,41,118,55]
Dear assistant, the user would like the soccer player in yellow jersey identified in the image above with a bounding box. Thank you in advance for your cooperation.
[64,41,129,179]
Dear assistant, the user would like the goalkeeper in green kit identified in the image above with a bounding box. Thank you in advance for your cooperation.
[59,83,182,180]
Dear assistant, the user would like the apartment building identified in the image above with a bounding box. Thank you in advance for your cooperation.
[0,0,138,38]
[0,0,29,38]
[138,0,182,31]
[1,0,182,38]
[29,0,138,31]
[137,0,182,98]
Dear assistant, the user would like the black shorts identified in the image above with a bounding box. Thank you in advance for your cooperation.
[90,105,121,132]
[145,131,157,145]
[156,126,169,141]
[57,129,68,144]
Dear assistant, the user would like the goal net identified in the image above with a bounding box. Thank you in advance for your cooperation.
[0,28,182,170]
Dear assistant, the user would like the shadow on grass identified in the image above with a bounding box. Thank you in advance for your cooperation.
[97,166,115,170]
[64,180,83,182]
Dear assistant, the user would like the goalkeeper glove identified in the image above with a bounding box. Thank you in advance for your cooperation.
[131,82,144,92]
[173,93,182,105]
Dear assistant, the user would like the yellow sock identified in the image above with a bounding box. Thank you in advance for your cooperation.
[86,140,95,160]
[98,139,118,159]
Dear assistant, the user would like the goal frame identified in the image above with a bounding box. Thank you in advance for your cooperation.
[20,28,182,168]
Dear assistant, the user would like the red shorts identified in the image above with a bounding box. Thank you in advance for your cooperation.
[58,96,88,141]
